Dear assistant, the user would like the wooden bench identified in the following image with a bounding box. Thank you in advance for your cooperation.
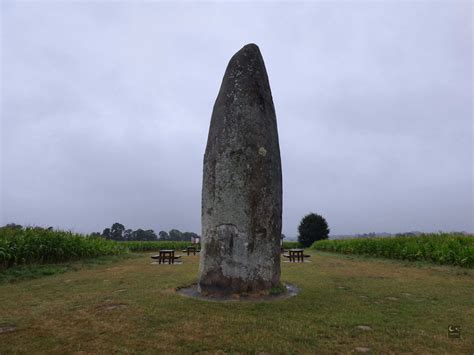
[283,249,310,263]
[151,250,182,264]
[182,246,201,256]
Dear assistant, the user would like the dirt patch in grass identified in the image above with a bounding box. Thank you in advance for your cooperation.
[0,324,17,334]
[355,346,371,352]
[356,325,373,331]
[97,302,128,311]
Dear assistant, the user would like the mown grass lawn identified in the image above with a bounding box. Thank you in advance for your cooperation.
[0,251,473,353]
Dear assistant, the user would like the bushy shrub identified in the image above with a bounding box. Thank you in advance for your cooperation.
[297,213,330,247]
[311,233,474,268]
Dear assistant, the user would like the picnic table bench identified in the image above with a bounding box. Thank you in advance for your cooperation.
[182,246,201,256]
[151,249,182,264]
[282,249,311,263]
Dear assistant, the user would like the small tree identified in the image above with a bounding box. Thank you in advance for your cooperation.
[3,223,23,230]
[110,223,125,241]
[158,231,170,240]
[143,229,158,241]
[169,229,183,241]
[182,232,198,242]
[124,229,133,241]
[297,213,330,247]
[102,228,111,239]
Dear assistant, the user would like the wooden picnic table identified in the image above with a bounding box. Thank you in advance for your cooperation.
[182,246,200,256]
[151,249,182,264]
[283,249,310,263]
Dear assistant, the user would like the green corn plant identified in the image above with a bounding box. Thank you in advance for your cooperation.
[311,233,473,268]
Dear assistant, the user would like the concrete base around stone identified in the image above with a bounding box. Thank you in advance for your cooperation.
[176,283,299,302]
[197,272,278,295]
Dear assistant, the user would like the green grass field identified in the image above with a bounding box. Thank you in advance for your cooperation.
[0,251,472,353]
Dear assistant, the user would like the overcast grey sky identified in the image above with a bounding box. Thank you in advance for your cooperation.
[1,1,472,237]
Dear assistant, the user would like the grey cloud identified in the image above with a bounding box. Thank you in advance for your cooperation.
[1,1,472,236]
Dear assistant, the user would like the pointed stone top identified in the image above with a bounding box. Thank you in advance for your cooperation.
[240,43,260,52]
[221,43,268,92]
[230,43,263,63]
[212,43,274,121]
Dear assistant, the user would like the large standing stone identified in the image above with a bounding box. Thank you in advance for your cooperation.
[198,43,282,294]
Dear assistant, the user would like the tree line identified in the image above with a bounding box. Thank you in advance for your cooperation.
[97,213,330,245]
[2,211,331,247]
[93,223,199,242]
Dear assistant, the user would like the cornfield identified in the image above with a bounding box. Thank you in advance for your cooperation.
[123,241,195,252]
[0,227,127,269]
[311,233,474,268]
[126,240,302,252]
[282,241,302,249]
